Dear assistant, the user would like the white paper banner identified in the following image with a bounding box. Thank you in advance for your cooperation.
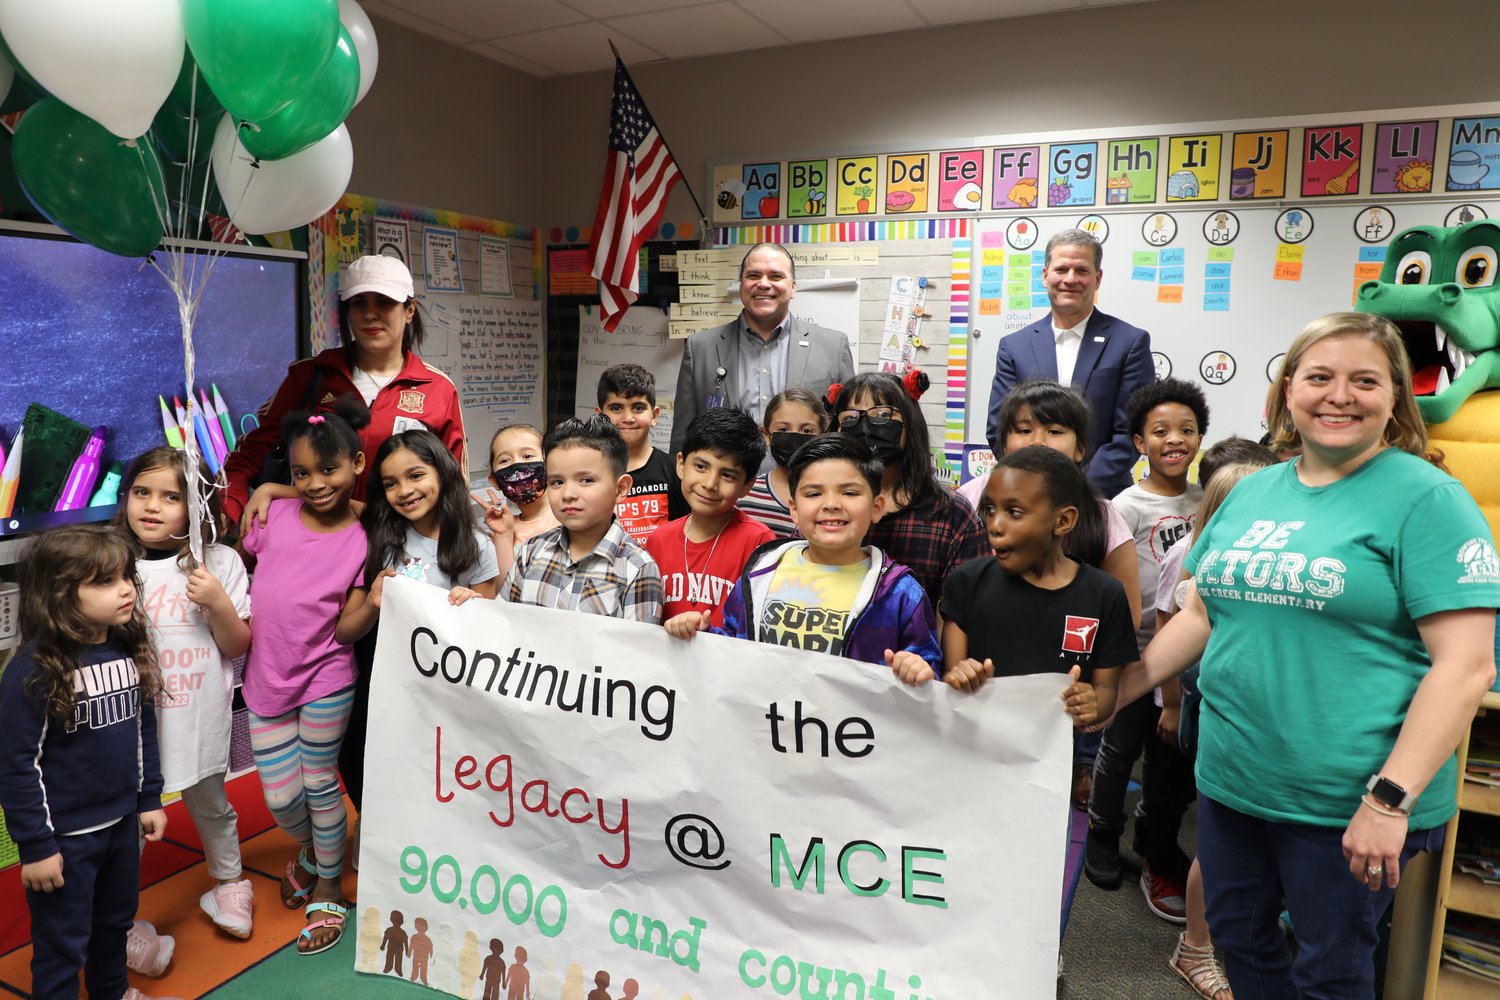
[359,577,1071,998]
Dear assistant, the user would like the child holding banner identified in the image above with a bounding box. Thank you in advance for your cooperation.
[650,407,773,629]
[667,434,940,681]
[940,445,1133,718]
[239,400,370,956]
[501,415,663,622]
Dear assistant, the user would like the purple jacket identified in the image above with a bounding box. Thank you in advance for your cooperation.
[714,538,942,673]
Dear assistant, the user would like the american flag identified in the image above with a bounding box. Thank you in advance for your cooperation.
[588,58,681,332]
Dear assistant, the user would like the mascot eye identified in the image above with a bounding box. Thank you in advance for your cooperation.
[1456,246,1497,288]
[1395,250,1431,285]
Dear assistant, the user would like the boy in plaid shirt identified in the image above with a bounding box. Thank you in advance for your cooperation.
[500,415,663,623]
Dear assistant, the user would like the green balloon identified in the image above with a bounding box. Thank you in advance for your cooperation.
[167,46,223,117]
[12,99,167,257]
[152,106,220,166]
[240,26,357,161]
[182,0,340,123]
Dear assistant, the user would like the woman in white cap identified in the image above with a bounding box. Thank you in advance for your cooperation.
[220,255,466,844]
[222,254,466,525]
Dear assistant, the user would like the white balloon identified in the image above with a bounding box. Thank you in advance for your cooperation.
[0,0,182,139]
[212,115,353,236]
[0,46,12,110]
[339,0,379,106]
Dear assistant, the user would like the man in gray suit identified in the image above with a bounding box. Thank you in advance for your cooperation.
[670,242,854,455]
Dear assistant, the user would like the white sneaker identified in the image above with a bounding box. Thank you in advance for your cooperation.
[200,878,255,938]
[122,988,186,1000]
[125,919,174,977]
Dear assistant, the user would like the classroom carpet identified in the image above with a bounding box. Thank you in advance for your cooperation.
[0,774,1202,1000]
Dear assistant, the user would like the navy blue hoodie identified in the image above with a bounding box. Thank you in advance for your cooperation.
[0,641,163,864]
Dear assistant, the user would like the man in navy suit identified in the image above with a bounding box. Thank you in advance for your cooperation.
[986,229,1153,498]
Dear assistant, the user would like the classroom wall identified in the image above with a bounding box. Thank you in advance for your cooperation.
[344,15,543,226]
[530,0,1500,234]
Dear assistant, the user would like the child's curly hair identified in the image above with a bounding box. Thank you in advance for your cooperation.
[17,526,160,723]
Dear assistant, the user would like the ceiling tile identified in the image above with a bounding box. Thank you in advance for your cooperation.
[361,0,472,45]
[739,0,926,43]
[380,0,588,39]
[492,22,666,75]
[465,41,559,77]
[910,0,1083,25]
[605,2,786,59]
[561,0,721,17]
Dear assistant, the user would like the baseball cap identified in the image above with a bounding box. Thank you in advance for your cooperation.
[340,254,414,302]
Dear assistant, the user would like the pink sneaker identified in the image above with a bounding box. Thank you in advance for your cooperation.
[200,878,255,938]
[122,989,186,1000]
[125,920,174,977]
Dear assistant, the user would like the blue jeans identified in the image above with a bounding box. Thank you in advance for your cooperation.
[1196,794,1444,1000]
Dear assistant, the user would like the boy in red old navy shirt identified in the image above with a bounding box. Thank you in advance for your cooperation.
[648,408,773,628]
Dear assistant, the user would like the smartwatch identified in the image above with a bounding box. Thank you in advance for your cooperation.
[1366,774,1415,813]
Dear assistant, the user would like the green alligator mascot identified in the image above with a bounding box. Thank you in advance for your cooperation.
[1357,218,1500,536]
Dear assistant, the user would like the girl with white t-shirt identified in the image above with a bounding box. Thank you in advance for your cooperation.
[116,447,254,939]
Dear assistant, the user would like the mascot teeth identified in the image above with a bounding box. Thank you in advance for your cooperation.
[1437,368,1451,392]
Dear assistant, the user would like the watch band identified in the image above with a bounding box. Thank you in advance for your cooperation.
[1366,774,1415,813]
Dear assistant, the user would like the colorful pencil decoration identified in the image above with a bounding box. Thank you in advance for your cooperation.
[0,427,23,518]
[199,388,229,463]
[212,384,237,452]
[190,401,223,475]
[54,425,107,512]
[90,462,124,507]
[160,395,185,448]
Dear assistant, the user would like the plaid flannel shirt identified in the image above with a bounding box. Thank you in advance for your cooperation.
[501,519,663,624]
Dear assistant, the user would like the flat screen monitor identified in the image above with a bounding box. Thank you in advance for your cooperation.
[0,223,304,529]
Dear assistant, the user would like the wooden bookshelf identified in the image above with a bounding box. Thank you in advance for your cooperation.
[1423,691,1500,999]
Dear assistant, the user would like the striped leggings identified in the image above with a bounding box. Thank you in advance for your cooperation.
[248,688,353,879]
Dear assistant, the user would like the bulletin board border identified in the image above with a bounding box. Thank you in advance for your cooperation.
[308,194,540,352]
[714,218,974,471]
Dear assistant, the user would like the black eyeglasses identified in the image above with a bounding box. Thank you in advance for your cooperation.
[836,405,901,427]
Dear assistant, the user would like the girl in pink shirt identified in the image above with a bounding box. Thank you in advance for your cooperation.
[239,399,370,956]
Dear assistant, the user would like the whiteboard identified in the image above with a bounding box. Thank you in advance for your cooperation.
[575,305,679,451]
[399,225,543,480]
[574,282,862,450]
[965,200,1483,445]
[417,293,544,478]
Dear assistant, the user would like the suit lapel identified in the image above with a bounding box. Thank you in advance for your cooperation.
[715,321,740,400]
[1029,324,1060,380]
[1071,311,1110,387]
[784,315,811,387]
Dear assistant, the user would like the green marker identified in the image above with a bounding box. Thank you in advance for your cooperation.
[211,384,237,452]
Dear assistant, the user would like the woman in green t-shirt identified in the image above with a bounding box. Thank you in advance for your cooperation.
[1119,312,1500,1000]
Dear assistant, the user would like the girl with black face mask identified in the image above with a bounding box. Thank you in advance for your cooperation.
[737,389,830,539]
[831,373,990,610]
[477,424,559,579]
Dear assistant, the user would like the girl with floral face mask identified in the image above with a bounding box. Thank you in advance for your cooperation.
[477,424,559,579]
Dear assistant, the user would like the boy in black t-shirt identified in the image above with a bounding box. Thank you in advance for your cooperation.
[597,363,689,542]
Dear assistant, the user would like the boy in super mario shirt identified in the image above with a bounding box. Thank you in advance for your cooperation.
[666,434,940,682]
